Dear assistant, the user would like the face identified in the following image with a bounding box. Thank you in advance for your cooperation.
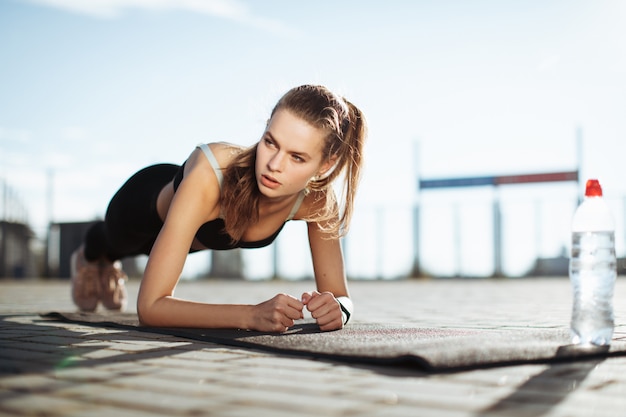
[255,109,334,199]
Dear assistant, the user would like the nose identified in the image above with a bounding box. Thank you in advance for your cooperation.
[268,151,285,172]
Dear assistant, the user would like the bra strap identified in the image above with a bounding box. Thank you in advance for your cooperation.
[197,143,223,187]
[286,191,306,221]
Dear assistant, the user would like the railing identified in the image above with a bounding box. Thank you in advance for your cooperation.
[264,193,625,280]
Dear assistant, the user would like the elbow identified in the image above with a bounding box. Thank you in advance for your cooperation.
[137,295,160,327]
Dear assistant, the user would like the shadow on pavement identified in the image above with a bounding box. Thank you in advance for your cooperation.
[0,314,215,374]
[477,345,608,417]
[0,312,227,410]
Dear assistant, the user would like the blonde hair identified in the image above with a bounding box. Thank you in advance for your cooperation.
[221,85,367,241]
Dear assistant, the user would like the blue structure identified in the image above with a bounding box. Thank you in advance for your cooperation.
[420,171,578,190]
[415,170,579,277]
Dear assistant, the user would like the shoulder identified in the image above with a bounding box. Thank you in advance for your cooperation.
[207,142,246,167]
[168,144,236,222]
[185,142,244,170]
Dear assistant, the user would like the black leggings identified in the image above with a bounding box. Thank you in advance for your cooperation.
[83,164,180,262]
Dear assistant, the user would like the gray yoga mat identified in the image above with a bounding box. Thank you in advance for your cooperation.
[42,312,626,372]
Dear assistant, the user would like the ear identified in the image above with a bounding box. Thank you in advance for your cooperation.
[317,154,338,178]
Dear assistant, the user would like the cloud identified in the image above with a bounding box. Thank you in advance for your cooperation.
[25,0,292,34]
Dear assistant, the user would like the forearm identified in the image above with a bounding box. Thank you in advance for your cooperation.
[138,296,252,329]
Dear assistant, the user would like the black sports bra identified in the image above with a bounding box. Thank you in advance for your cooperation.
[172,144,305,250]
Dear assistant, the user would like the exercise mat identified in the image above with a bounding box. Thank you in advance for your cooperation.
[42,312,626,372]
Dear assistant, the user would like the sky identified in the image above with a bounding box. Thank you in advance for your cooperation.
[1,0,625,279]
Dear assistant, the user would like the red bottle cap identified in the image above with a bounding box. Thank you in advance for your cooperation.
[585,179,603,197]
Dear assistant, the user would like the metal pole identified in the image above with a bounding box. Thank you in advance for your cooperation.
[412,204,420,277]
[413,140,421,277]
[47,169,54,225]
[453,203,462,278]
[272,239,279,280]
[377,206,384,279]
[535,199,542,274]
[576,126,583,204]
[623,197,626,270]
[493,187,503,278]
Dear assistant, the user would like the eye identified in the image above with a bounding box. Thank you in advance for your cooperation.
[291,154,305,163]
[263,137,276,147]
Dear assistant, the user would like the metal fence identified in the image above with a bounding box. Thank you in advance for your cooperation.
[265,191,625,280]
[3,177,625,280]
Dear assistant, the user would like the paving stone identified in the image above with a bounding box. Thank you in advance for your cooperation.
[0,392,91,416]
[2,278,626,417]
[63,405,171,417]
[0,373,70,392]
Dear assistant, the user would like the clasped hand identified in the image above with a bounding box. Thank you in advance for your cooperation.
[252,291,343,333]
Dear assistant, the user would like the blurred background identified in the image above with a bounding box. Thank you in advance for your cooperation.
[1,0,625,280]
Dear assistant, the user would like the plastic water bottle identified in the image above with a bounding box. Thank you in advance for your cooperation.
[569,179,616,346]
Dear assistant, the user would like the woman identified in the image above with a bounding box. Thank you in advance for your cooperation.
[71,84,367,332]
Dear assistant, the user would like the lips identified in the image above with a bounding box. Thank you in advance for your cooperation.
[260,174,281,189]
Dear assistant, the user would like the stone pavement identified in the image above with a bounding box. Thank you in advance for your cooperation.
[1,277,626,417]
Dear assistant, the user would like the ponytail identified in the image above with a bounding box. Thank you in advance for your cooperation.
[334,98,367,237]
[302,95,367,238]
